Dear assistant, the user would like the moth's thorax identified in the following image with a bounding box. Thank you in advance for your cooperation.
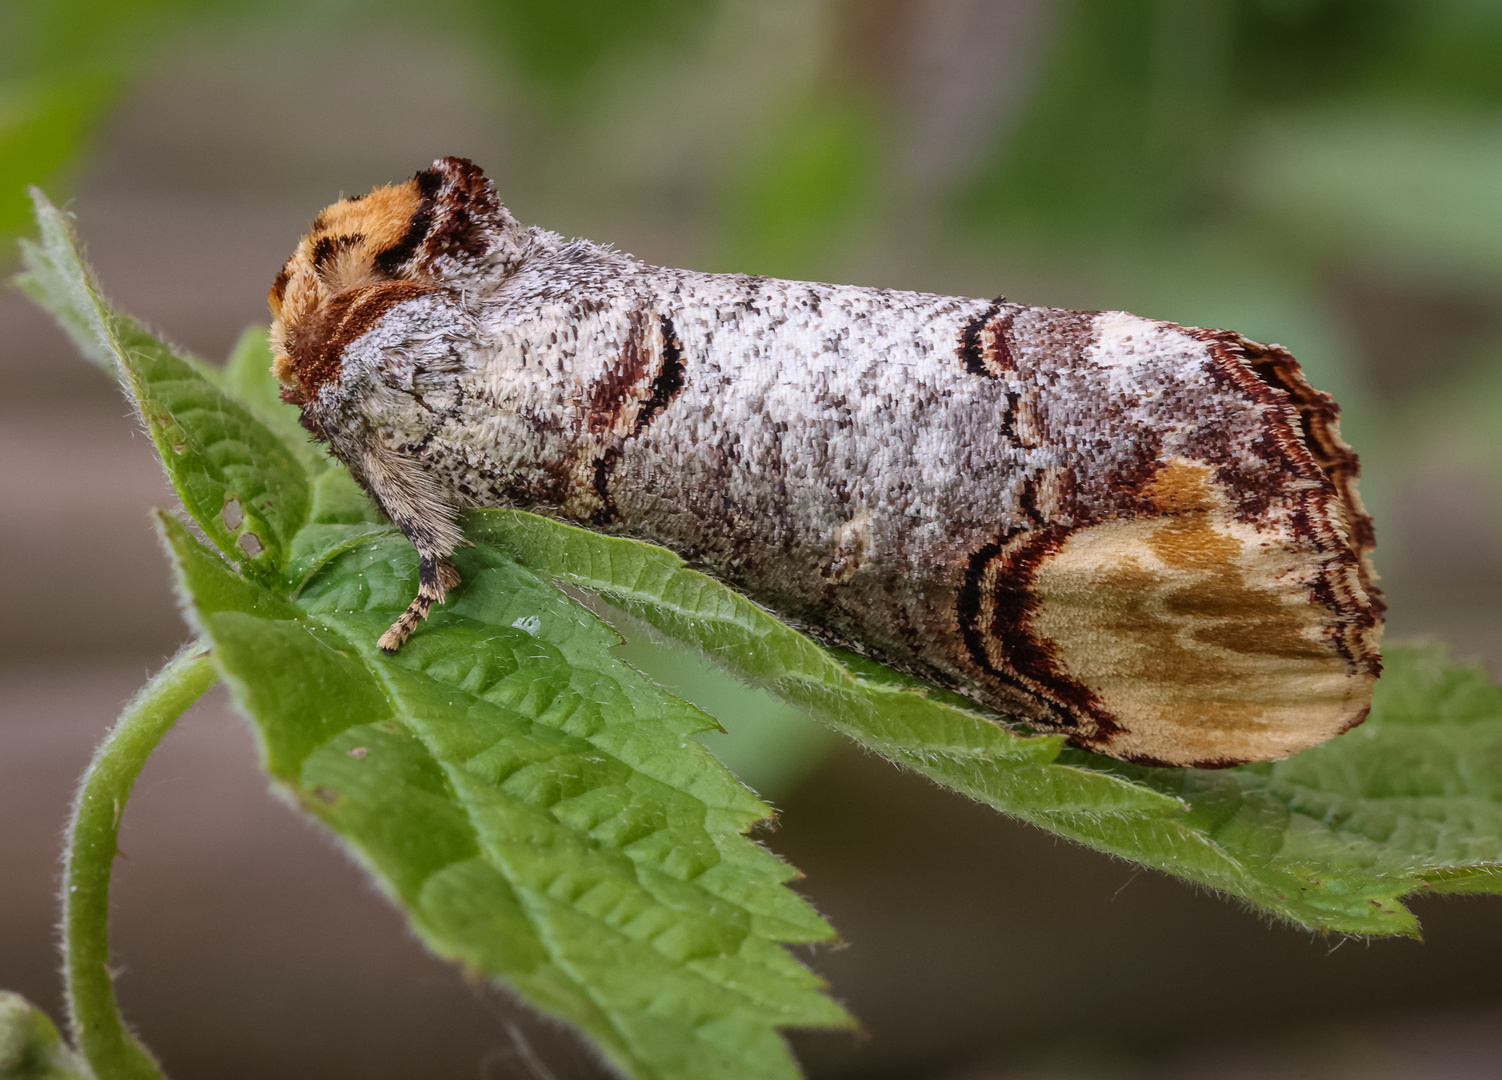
[270,157,1384,767]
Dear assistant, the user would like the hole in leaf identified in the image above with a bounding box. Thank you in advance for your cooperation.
[222,499,243,530]
[238,533,263,557]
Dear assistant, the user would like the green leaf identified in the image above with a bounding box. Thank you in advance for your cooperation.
[0,75,117,243]
[17,195,310,575]
[215,326,386,536]
[158,514,851,1080]
[1242,107,1502,282]
[461,0,710,93]
[217,327,325,468]
[713,95,882,279]
[612,626,839,802]
[28,192,852,1080]
[0,992,90,1080]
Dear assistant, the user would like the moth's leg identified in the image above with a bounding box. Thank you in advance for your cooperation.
[377,552,462,652]
[357,442,467,652]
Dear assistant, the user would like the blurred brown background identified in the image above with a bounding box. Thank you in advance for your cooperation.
[5,1,1502,1077]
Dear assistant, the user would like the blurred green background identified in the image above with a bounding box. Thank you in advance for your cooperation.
[4,1,1502,1078]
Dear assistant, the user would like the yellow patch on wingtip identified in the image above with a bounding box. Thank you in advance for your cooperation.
[1030,459,1374,765]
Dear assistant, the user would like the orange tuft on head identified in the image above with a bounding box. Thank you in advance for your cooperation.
[268,157,523,404]
[268,179,428,390]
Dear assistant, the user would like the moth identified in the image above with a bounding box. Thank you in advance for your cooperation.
[269,157,1382,768]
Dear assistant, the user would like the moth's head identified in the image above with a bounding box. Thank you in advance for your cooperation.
[269,156,524,399]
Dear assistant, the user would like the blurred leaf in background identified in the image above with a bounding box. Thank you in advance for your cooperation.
[455,0,709,93]
[0,0,720,245]
[0,73,115,238]
[960,0,1233,238]
[1,0,135,237]
[958,0,1502,238]
[714,91,882,279]
[1,0,297,237]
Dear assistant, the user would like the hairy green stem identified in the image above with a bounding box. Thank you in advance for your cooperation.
[62,640,218,1080]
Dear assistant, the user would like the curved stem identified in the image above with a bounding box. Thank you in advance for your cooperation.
[63,640,218,1080]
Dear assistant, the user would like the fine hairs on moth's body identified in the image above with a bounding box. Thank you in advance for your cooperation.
[269,157,1383,769]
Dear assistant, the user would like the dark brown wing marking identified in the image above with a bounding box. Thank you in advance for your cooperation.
[633,314,685,435]
[423,158,498,262]
[589,312,687,525]
[589,454,619,525]
[982,307,1018,374]
[586,311,654,436]
[957,297,1003,377]
[372,172,438,278]
[374,157,502,280]
[957,521,1120,740]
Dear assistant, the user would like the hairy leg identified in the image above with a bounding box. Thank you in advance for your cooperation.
[378,555,462,651]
